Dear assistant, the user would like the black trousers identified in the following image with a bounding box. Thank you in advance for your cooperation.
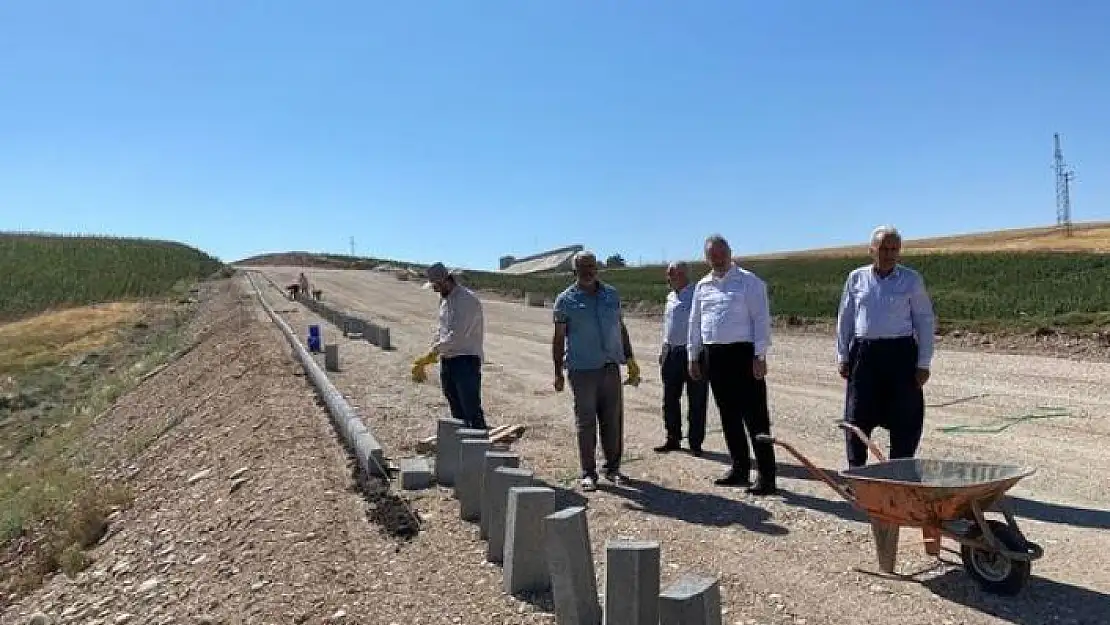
[660,344,709,449]
[704,342,776,480]
[843,336,925,467]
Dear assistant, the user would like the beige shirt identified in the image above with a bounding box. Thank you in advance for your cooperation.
[434,285,484,359]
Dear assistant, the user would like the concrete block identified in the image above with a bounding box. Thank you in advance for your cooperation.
[659,574,722,625]
[480,451,520,539]
[434,417,466,486]
[504,486,556,595]
[399,457,433,490]
[351,429,387,477]
[545,506,602,625]
[324,344,340,372]
[486,467,534,564]
[363,324,379,345]
[524,291,545,307]
[457,438,491,521]
[379,326,392,350]
[604,539,661,625]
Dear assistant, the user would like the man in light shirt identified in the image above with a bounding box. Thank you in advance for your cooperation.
[654,261,709,456]
[836,225,936,467]
[412,262,489,430]
[552,251,642,491]
[688,234,777,495]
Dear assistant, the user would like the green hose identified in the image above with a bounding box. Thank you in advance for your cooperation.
[936,406,1072,434]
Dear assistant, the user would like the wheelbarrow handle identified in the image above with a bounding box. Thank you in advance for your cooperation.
[755,434,857,504]
[837,421,888,463]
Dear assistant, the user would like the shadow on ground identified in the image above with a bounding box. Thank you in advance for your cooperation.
[918,565,1109,625]
[598,476,788,535]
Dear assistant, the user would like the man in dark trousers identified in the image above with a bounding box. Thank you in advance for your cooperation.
[687,234,777,495]
[836,225,936,467]
[412,262,489,430]
[654,261,709,456]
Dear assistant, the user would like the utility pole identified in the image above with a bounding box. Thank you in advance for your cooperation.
[1054,133,1075,237]
[349,236,356,256]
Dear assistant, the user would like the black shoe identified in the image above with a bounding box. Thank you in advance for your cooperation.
[746,479,777,496]
[689,446,703,457]
[653,440,681,453]
[714,469,750,487]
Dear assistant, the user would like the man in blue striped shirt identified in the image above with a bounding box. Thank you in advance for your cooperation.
[836,225,936,467]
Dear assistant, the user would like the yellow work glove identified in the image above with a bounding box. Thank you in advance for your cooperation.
[410,351,437,383]
[624,358,641,387]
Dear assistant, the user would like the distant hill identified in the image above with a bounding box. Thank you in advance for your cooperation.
[236,251,422,271]
[742,222,1110,260]
[1,232,224,322]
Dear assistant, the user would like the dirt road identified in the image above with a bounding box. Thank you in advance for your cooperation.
[261,267,1110,625]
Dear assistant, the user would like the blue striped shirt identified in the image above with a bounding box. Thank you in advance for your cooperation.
[835,264,936,368]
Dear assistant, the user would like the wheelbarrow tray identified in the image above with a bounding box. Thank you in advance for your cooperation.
[757,430,1045,595]
[838,458,1035,527]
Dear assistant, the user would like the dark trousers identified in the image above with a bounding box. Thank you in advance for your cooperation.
[843,337,924,467]
[704,342,776,481]
[660,344,709,449]
[440,355,488,430]
[568,364,623,478]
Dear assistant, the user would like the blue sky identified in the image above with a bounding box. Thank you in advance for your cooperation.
[1,1,1107,269]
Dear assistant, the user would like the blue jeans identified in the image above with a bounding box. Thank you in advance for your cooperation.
[440,355,488,429]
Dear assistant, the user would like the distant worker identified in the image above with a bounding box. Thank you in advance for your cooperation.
[688,234,777,495]
[654,261,709,456]
[836,225,936,467]
[552,251,641,491]
[412,262,489,430]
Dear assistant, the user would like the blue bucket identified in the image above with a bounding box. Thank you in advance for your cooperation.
[307,325,322,352]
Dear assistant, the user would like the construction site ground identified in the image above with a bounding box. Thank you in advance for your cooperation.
[4,269,1107,625]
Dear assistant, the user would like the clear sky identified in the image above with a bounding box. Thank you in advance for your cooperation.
[2,1,1107,269]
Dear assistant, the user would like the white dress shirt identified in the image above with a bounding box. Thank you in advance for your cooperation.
[661,283,695,347]
[835,264,935,368]
[434,285,485,359]
[687,265,772,361]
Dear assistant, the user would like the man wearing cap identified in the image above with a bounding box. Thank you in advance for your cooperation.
[552,250,641,491]
[836,225,936,467]
[412,262,489,430]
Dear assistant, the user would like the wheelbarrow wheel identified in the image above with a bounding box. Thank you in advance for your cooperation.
[960,520,1031,596]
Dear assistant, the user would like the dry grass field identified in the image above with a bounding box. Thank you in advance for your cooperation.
[745,222,1110,259]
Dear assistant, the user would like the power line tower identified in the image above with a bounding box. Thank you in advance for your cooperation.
[1054,133,1075,237]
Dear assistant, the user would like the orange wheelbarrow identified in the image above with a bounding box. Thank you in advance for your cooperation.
[755,423,1044,596]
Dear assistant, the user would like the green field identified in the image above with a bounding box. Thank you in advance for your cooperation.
[1,232,224,322]
[456,252,1110,332]
[1,232,222,598]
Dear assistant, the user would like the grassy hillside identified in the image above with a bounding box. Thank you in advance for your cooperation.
[1,232,220,597]
[1,233,224,322]
[458,252,1110,332]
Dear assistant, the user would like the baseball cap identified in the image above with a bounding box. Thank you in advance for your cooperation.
[422,262,449,289]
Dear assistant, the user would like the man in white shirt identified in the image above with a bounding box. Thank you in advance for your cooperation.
[655,261,709,455]
[836,226,935,467]
[412,262,489,430]
[688,234,777,495]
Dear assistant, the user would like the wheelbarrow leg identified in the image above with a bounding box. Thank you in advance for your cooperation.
[871,520,900,574]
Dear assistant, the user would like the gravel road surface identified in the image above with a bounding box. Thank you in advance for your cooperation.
[255,267,1110,625]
